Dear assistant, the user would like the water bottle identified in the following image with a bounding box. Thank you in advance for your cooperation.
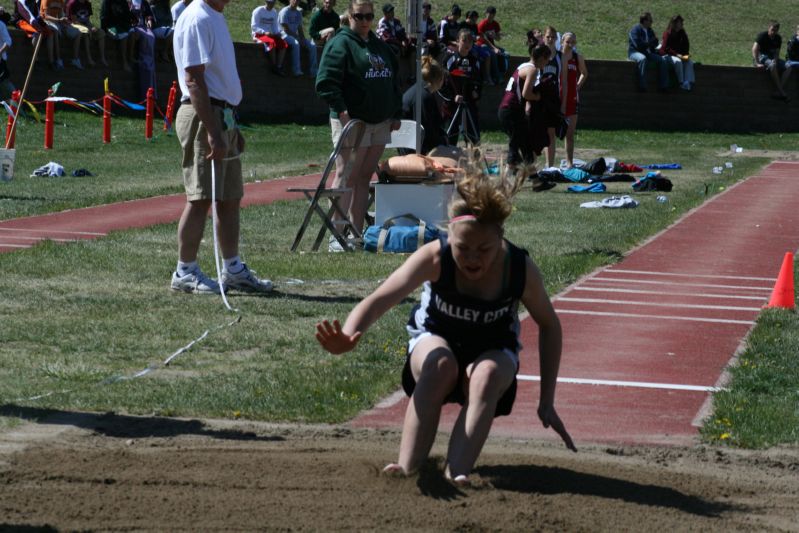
[656,195,668,203]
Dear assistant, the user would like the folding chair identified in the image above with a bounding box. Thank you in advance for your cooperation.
[288,119,366,252]
[386,119,424,153]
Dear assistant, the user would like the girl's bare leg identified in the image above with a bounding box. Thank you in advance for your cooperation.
[445,351,516,480]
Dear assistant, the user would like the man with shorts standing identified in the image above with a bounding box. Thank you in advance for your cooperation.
[171,0,273,294]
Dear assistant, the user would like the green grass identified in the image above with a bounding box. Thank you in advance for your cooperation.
[223,0,797,66]
[701,304,799,449]
[0,111,332,220]
[1,111,798,447]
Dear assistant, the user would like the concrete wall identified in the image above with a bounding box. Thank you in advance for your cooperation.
[6,31,799,132]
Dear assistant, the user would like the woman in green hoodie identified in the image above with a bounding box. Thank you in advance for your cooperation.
[316,0,402,251]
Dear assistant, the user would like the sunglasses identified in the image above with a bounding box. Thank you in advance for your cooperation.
[352,12,375,21]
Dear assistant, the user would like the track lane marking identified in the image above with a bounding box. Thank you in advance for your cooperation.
[517,375,719,392]
[0,228,107,236]
[570,286,767,301]
[603,269,776,282]
[557,297,762,312]
[555,309,755,325]
[588,277,773,292]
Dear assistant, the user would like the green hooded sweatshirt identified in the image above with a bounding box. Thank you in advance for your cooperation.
[315,26,402,124]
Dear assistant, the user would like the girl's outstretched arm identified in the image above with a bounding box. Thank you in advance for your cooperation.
[316,240,442,355]
[521,256,577,452]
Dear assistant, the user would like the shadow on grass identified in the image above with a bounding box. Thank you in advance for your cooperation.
[0,404,284,442]
[477,464,742,517]
[0,525,58,532]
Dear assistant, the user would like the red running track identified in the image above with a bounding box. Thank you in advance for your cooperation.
[2,163,797,446]
[0,174,321,252]
[350,161,799,446]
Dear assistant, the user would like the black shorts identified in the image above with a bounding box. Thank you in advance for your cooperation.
[401,334,519,417]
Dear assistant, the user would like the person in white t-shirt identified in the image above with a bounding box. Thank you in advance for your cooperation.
[170,0,191,25]
[251,0,287,75]
[171,0,273,295]
[278,0,317,77]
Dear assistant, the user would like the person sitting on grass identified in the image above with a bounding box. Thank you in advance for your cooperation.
[753,20,792,102]
[316,161,576,486]
[66,0,108,67]
[251,0,288,75]
[41,0,84,69]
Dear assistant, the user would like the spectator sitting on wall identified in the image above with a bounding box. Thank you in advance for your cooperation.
[627,11,669,93]
[438,3,460,48]
[786,24,799,70]
[170,0,190,24]
[477,6,508,85]
[660,14,694,91]
[15,0,47,39]
[147,0,174,62]
[66,0,108,66]
[376,3,410,57]
[252,0,288,75]
[41,0,84,70]
[309,0,339,47]
[753,21,792,102]
[279,0,318,77]
[100,0,135,71]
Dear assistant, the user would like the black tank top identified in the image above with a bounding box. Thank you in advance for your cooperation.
[414,238,528,354]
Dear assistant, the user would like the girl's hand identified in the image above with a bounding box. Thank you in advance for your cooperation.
[316,320,362,355]
[538,403,577,452]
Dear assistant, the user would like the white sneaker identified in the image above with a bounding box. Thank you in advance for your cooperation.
[222,263,273,293]
[328,236,345,253]
[171,268,221,294]
[328,235,362,252]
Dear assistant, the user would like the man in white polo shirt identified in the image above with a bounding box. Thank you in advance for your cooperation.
[171,0,272,294]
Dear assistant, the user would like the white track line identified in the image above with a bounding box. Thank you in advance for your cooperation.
[517,374,719,392]
[588,277,773,292]
[0,243,32,248]
[570,286,767,301]
[557,297,762,312]
[604,269,776,282]
[0,227,106,236]
[555,309,755,325]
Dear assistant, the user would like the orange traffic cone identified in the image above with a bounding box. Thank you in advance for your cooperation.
[765,252,795,309]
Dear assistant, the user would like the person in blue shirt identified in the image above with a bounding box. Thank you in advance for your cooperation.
[627,12,669,92]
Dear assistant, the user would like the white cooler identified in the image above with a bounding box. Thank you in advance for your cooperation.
[373,182,455,228]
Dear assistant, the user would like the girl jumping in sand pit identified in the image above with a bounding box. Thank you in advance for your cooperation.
[316,161,576,486]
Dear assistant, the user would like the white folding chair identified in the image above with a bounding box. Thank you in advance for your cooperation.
[288,119,366,252]
[385,119,424,152]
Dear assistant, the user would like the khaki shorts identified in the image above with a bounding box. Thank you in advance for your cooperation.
[175,103,243,202]
[330,117,392,148]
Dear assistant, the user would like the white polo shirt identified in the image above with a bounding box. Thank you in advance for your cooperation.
[173,0,242,106]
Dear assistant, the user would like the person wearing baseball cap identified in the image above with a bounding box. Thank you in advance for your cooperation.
[377,1,410,56]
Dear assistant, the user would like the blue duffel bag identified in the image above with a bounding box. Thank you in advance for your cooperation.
[363,214,441,253]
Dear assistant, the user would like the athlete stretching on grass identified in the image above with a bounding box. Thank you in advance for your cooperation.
[316,160,576,486]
